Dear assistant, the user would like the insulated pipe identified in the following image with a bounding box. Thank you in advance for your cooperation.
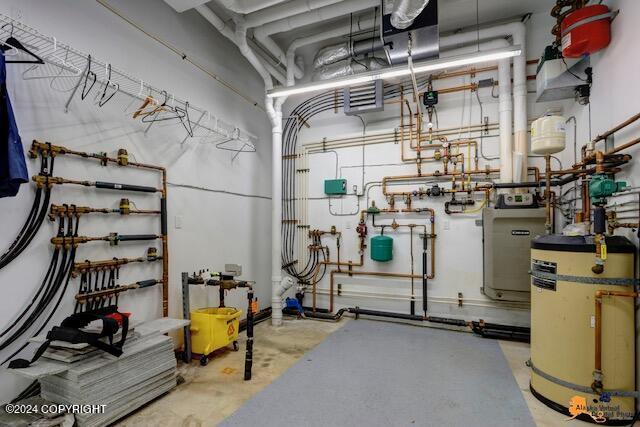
[218,0,290,15]
[270,103,286,326]
[196,5,278,87]
[254,0,378,77]
[497,47,513,187]
[245,0,345,28]
[255,0,378,38]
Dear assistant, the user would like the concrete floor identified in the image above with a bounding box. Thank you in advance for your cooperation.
[119,318,594,427]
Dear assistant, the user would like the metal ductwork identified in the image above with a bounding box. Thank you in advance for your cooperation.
[381,0,439,65]
[390,0,431,30]
[313,40,385,69]
[312,57,384,81]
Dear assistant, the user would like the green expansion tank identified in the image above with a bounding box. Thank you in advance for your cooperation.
[370,235,393,262]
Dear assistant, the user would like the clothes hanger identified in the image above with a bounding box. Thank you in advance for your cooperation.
[174,101,194,137]
[215,128,256,155]
[97,63,119,107]
[0,23,44,64]
[81,55,97,100]
[141,91,185,123]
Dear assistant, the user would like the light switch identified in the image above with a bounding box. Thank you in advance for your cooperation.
[175,215,183,229]
[443,220,450,230]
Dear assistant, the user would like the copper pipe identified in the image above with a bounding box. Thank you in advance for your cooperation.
[386,83,478,106]
[593,112,640,144]
[595,151,605,174]
[381,169,499,197]
[593,290,639,391]
[49,204,160,219]
[321,208,436,312]
[577,138,640,167]
[30,140,166,173]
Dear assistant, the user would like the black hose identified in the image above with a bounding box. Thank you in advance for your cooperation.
[0,155,54,269]
[0,215,78,360]
[0,215,64,340]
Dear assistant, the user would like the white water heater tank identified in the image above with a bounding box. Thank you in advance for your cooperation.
[531,115,566,155]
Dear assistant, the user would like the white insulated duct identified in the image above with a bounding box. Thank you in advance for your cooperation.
[390,0,431,30]
[245,0,345,28]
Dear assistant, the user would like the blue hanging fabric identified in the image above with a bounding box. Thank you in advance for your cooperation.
[0,52,28,198]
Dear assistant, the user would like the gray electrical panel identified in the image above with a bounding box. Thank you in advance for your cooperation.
[482,207,546,302]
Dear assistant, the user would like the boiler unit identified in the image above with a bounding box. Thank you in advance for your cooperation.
[529,235,636,424]
[482,202,546,302]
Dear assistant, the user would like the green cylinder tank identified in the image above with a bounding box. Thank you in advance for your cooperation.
[371,235,393,262]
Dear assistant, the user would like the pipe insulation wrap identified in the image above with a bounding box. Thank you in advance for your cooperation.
[160,197,167,235]
[94,181,157,193]
[390,0,431,30]
[118,234,158,242]
[244,0,345,28]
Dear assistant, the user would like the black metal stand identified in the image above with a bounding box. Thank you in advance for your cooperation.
[244,289,254,381]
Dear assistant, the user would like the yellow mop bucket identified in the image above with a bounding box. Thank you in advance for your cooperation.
[190,307,242,365]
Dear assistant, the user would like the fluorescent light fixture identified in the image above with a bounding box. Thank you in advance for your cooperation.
[267,45,521,98]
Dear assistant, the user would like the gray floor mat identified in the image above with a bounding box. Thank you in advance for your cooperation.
[221,319,535,427]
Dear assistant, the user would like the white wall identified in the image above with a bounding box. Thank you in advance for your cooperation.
[282,10,618,326]
[0,0,271,402]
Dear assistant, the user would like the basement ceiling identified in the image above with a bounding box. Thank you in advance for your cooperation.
[262,0,557,46]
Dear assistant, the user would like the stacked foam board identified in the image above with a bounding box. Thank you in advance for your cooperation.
[40,335,176,427]
[8,318,188,427]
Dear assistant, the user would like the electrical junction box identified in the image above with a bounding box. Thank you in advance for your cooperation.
[482,207,546,302]
[324,179,347,195]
